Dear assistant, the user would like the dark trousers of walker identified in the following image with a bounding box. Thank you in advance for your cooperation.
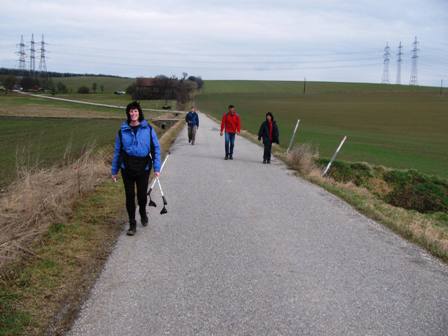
[225,132,236,157]
[121,170,150,228]
[263,141,272,162]
[188,125,197,144]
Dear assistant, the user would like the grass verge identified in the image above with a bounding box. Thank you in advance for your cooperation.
[0,119,184,336]
[286,146,448,262]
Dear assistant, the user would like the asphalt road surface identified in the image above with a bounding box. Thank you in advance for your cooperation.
[69,114,448,336]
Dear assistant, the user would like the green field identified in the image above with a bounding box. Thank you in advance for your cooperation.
[0,93,175,119]
[0,116,121,188]
[0,80,177,188]
[197,80,448,177]
[50,76,134,93]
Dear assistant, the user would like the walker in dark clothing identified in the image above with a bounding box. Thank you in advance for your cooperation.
[258,113,279,164]
[185,110,199,144]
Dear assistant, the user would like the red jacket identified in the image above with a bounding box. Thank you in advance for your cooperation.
[220,112,241,134]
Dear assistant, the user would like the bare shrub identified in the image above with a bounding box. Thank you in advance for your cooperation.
[0,146,110,269]
[287,143,319,175]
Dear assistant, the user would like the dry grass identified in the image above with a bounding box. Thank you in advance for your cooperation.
[0,118,185,335]
[0,113,171,270]
[304,163,448,261]
[286,143,319,175]
[0,147,110,269]
[277,139,448,261]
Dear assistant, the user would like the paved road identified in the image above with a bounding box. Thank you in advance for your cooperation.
[69,114,448,336]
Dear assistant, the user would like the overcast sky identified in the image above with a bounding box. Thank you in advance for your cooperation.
[0,0,447,85]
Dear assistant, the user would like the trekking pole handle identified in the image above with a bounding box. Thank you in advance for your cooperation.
[156,178,164,197]
[149,154,170,191]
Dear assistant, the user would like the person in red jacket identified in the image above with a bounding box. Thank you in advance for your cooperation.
[220,105,241,160]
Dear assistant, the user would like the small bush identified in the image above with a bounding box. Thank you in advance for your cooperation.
[287,144,319,175]
[314,160,448,214]
[384,170,448,213]
[126,83,136,95]
[56,82,68,94]
[319,159,373,187]
[77,86,90,94]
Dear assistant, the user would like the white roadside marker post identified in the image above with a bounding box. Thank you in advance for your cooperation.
[322,136,347,177]
[286,119,301,155]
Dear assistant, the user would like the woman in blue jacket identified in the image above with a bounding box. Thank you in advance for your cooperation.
[111,101,161,236]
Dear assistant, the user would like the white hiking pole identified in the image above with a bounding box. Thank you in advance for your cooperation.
[156,178,168,215]
[147,153,170,207]
[322,136,347,177]
[286,119,300,154]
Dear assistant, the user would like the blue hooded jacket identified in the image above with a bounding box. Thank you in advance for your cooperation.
[185,111,199,127]
[111,120,161,175]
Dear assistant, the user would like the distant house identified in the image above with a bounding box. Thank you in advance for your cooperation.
[136,77,157,87]
[133,77,175,100]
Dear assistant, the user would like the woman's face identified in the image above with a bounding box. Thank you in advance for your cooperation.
[266,115,272,122]
[129,108,140,122]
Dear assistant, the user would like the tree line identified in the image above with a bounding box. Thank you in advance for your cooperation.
[0,67,128,79]
[127,73,204,108]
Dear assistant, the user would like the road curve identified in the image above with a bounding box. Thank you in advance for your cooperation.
[69,113,448,336]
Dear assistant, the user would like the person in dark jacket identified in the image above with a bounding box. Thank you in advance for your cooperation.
[258,112,279,164]
[185,106,199,145]
[111,101,161,236]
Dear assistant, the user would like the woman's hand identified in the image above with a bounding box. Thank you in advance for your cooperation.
[154,172,160,177]
[111,175,118,182]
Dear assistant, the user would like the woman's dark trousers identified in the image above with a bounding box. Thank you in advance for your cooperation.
[121,170,150,229]
[263,141,272,162]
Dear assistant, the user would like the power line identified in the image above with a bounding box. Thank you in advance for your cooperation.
[29,34,36,75]
[396,41,403,85]
[48,49,380,65]
[410,36,419,85]
[49,43,381,59]
[38,34,47,75]
[16,35,26,73]
[381,42,391,84]
[48,57,381,72]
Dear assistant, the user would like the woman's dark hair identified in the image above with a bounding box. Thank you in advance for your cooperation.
[228,104,235,109]
[126,101,144,123]
[266,112,275,121]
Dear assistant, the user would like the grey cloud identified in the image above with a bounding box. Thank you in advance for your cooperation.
[0,0,446,84]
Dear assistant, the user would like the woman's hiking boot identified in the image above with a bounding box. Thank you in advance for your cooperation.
[141,214,148,227]
[127,220,137,236]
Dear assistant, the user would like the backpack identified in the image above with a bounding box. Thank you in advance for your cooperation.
[118,126,154,176]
